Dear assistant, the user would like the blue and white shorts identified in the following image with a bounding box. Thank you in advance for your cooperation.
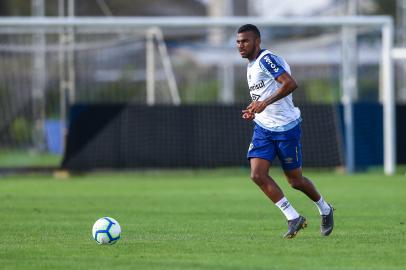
[247,123,302,171]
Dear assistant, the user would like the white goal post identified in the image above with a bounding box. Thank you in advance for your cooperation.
[0,16,396,175]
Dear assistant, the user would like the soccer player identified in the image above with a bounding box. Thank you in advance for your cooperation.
[237,24,334,238]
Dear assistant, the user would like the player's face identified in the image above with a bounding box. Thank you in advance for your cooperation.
[236,31,259,60]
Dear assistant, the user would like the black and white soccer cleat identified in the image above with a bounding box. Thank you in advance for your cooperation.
[283,215,307,239]
[320,204,334,236]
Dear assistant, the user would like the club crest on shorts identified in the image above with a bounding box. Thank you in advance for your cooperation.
[284,157,293,164]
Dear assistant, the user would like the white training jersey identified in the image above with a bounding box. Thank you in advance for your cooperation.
[247,49,301,131]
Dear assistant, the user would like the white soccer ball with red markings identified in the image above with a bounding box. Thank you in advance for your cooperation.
[92,217,121,245]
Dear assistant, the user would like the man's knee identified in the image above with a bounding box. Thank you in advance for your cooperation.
[287,176,304,190]
[250,171,267,186]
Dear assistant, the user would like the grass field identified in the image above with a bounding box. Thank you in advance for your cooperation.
[0,151,61,167]
[1,168,405,270]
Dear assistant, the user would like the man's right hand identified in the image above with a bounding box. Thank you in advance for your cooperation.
[242,109,255,121]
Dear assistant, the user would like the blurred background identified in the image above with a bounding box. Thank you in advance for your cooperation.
[0,0,405,174]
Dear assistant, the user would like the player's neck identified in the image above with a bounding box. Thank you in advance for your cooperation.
[248,48,263,62]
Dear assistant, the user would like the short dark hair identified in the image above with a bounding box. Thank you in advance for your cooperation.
[237,24,261,38]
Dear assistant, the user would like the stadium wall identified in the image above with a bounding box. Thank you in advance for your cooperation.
[337,103,406,168]
[61,104,343,170]
[397,105,406,165]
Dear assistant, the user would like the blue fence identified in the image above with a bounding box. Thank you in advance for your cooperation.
[338,103,384,169]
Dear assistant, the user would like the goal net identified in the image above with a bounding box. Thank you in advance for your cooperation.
[0,17,394,173]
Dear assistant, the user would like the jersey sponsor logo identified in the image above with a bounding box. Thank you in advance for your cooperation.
[263,55,279,73]
[251,93,261,101]
[249,80,265,92]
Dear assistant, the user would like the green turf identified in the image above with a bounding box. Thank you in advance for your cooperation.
[0,169,405,270]
[0,150,61,167]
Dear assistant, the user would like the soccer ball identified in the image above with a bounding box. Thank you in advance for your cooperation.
[92,217,121,245]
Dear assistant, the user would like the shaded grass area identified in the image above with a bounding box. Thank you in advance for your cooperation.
[0,169,405,269]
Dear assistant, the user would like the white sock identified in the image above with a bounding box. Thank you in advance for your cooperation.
[275,197,300,221]
[315,196,331,215]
